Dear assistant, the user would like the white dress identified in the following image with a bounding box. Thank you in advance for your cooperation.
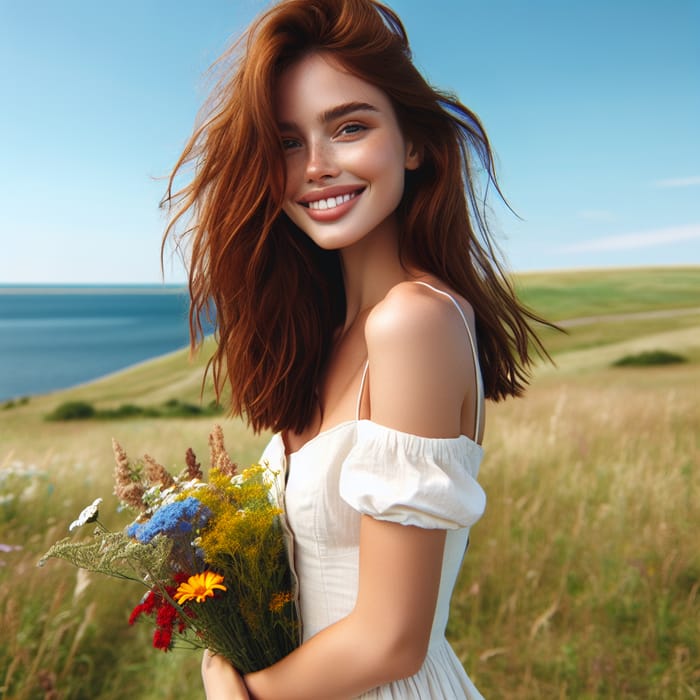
[261,283,486,699]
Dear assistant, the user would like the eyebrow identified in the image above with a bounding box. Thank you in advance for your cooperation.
[320,101,379,123]
[278,101,379,132]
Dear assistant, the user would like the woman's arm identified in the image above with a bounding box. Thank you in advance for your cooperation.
[241,520,446,700]
[204,520,445,700]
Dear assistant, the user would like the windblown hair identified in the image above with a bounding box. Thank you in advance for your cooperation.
[163,0,551,434]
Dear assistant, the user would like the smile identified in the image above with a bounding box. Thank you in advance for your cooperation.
[308,193,356,210]
[301,188,364,211]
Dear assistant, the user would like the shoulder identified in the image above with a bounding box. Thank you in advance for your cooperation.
[365,280,474,351]
[362,281,475,437]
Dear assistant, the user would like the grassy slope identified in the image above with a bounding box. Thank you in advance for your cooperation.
[1,266,698,699]
[514,265,700,320]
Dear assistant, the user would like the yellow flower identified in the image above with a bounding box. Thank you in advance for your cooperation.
[174,571,227,604]
[269,591,294,614]
[242,465,264,480]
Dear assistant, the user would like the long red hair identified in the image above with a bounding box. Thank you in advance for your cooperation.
[163,0,550,434]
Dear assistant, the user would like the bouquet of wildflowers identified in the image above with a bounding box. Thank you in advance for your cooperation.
[40,426,299,674]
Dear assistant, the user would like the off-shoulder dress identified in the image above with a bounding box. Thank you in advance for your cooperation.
[261,282,486,699]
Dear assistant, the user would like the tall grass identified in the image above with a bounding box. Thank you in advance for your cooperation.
[449,368,699,698]
[3,368,697,698]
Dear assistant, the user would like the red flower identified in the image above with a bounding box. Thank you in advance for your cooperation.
[152,626,173,651]
[128,577,191,652]
[129,590,158,625]
[156,603,177,627]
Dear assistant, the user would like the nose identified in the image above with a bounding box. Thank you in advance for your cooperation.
[305,140,339,182]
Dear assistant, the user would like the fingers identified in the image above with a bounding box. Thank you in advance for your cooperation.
[201,650,250,700]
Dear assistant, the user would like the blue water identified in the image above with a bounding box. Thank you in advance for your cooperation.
[0,286,210,402]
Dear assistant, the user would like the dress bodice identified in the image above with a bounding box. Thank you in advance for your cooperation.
[260,420,486,698]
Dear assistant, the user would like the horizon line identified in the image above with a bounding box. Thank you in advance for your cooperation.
[1,262,698,288]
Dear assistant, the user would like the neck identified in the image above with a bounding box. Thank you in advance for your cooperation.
[339,217,412,330]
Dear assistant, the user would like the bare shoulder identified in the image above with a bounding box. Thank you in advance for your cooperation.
[363,281,476,438]
[365,280,474,343]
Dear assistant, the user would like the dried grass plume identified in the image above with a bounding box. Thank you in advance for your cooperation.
[208,425,237,477]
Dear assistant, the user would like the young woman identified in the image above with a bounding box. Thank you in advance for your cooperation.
[164,1,547,697]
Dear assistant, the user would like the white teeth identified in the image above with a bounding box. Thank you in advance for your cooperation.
[308,192,356,211]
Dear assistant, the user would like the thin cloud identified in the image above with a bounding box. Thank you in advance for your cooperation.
[563,224,700,253]
[653,176,700,188]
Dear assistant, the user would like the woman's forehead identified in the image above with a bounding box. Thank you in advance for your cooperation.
[275,53,392,124]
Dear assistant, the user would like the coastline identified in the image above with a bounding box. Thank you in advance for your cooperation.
[0,341,194,405]
[0,287,195,402]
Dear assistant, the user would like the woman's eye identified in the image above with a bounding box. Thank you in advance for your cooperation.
[339,123,367,137]
[281,137,300,150]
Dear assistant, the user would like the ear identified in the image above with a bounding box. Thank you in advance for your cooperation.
[404,141,422,171]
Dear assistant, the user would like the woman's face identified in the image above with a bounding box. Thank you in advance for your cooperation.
[275,53,419,251]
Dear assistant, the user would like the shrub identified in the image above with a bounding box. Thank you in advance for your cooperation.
[159,398,225,418]
[613,350,687,367]
[45,401,96,421]
[44,399,223,421]
[2,397,29,411]
[99,404,158,419]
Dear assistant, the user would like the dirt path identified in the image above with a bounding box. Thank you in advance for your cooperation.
[558,306,700,328]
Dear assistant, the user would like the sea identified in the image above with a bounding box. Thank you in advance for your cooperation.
[0,286,211,403]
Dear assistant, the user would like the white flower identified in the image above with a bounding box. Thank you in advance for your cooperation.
[69,498,103,531]
[179,478,205,491]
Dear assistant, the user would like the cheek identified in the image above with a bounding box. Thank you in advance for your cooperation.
[364,141,407,201]
[348,141,406,189]
[283,156,302,199]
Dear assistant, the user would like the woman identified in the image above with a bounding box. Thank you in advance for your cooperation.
[164,1,547,697]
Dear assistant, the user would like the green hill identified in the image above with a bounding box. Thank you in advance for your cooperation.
[515,265,700,320]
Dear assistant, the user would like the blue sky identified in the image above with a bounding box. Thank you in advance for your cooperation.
[1,0,698,283]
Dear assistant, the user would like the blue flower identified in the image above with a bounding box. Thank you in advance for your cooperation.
[128,497,211,544]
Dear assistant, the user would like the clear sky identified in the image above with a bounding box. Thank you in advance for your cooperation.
[1,0,698,283]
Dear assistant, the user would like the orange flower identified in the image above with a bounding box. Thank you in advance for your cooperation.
[174,572,227,604]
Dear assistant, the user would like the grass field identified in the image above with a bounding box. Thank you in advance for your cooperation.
[514,266,700,320]
[1,266,698,698]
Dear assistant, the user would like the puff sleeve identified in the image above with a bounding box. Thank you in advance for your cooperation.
[339,420,486,530]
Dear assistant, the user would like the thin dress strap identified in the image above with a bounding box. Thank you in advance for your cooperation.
[356,281,484,440]
[356,361,370,421]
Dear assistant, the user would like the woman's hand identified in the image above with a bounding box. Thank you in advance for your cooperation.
[202,649,250,700]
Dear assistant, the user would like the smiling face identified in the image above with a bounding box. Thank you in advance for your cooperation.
[275,53,420,251]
